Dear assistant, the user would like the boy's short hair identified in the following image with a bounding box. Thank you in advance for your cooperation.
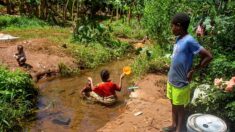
[17,45,24,51]
[171,13,190,31]
[100,69,110,82]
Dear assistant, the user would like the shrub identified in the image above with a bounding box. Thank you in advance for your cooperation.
[190,84,235,123]
[73,17,112,45]
[71,42,132,69]
[0,66,37,131]
[0,15,47,29]
[58,63,80,77]
[132,44,170,80]
[107,19,146,39]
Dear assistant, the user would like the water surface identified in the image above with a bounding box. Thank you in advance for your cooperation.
[29,58,134,132]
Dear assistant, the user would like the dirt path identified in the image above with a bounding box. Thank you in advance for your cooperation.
[98,74,172,132]
[0,38,77,81]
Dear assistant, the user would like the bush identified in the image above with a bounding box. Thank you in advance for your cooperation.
[143,0,174,46]
[132,45,170,80]
[107,19,146,39]
[71,42,132,69]
[58,63,80,77]
[0,15,47,29]
[0,66,37,131]
[73,17,112,45]
[205,55,235,82]
[190,84,235,123]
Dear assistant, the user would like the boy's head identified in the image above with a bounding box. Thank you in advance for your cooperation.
[100,69,110,82]
[17,45,24,52]
[171,13,190,36]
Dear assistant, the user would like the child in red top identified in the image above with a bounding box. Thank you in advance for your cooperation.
[81,69,125,105]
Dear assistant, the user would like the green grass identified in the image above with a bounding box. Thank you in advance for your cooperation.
[0,66,37,131]
[103,19,147,40]
[131,44,170,81]
[70,41,132,69]
[0,15,47,29]
[0,15,136,73]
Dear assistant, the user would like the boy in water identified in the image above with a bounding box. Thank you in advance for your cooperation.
[14,45,26,67]
[164,13,212,132]
[81,69,125,105]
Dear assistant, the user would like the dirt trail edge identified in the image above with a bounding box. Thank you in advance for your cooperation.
[98,74,172,132]
[0,39,77,81]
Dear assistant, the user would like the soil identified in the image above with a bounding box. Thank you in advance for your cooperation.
[0,38,77,81]
[0,35,172,131]
[98,74,172,132]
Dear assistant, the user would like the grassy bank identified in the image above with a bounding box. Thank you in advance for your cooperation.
[0,15,135,70]
[131,44,170,81]
[104,19,146,40]
[0,66,37,131]
[0,15,137,130]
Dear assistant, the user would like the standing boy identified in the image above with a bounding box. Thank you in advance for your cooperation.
[164,13,213,132]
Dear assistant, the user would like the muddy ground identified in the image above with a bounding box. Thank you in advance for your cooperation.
[99,74,172,132]
[0,36,171,132]
[0,38,77,81]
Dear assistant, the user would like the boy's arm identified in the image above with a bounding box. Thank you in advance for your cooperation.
[118,73,125,90]
[187,48,213,81]
[88,77,95,90]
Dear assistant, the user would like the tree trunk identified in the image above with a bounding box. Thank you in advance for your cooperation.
[71,0,76,21]
[128,7,132,25]
[63,0,70,24]
[6,0,12,14]
[35,5,39,17]
[40,0,46,18]
[110,10,114,23]
[137,14,141,25]
[19,1,25,15]
[38,3,41,17]
[116,8,119,20]
[76,0,80,19]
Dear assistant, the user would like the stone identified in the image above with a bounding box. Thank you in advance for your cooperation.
[52,115,71,125]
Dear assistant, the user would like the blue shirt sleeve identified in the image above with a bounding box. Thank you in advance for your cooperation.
[188,37,203,55]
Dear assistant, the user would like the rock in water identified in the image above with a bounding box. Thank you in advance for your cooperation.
[52,115,71,125]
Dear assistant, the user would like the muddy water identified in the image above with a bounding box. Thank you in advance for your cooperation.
[28,58,134,132]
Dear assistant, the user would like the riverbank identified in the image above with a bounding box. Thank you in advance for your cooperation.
[0,38,77,81]
[99,74,172,132]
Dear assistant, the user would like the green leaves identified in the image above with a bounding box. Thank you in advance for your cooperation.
[0,16,47,29]
[0,66,37,131]
[190,84,235,123]
[74,18,112,44]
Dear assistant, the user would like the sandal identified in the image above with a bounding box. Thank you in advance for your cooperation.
[162,126,176,132]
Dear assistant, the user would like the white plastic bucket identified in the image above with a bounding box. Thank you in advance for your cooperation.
[187,114,227,132]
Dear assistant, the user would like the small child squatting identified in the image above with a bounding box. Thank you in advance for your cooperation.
[14,45,26,67]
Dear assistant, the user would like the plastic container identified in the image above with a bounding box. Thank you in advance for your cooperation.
[187,114,227,132]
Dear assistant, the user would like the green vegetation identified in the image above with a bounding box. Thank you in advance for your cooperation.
[132,45,170,81]
[0,66,37,131]
[140,0,235,125]
[58,62,80,77]
[0,0,235,130]
[71,42,132,69]
[107,19,146,39]
[0,15,47,29]
[190,84,235,124]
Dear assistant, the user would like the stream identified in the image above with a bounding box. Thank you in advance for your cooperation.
[27,57,134,132]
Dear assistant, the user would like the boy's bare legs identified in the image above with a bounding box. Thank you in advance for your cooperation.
[172,104,177,129]
[174,105,185,132]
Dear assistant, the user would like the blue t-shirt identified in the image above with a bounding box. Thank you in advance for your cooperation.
[168,34,203,88]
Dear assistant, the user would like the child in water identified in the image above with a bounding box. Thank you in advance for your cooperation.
[14,45,26,67]
[81,69,125,105]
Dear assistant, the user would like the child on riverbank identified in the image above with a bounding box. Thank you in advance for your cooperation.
[14,45,26,67]
[81,69,125,105]
[164,13,212,132]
